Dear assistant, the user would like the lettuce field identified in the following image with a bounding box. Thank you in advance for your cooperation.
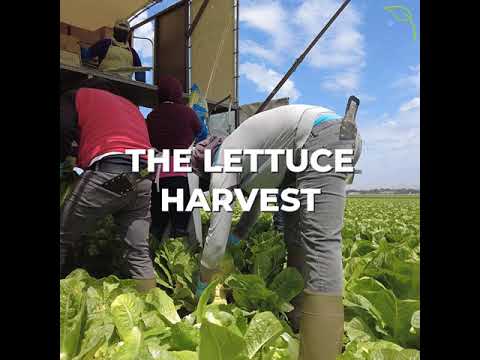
[60,194,420,360]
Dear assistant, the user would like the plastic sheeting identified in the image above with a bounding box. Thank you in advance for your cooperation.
[208,111,235,138]
[191,0,235,103]
[207,99,290,139]
[60,0,156,31]
[238,98,290,124]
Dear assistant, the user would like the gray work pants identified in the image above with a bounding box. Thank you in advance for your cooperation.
[60,170,155,280]
[285,120,361,294]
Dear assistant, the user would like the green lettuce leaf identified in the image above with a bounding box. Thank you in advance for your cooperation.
[111,326,143,360]
[203,307,243,337]
[60,277,87,360]
[409,310,420,335]
[339,339,404,360]
[173,351,199,360]
[72,323,114,360]
[249,231,286,283]
[142,310,166,330]
[345,277,420,348]
[145,288,181,325]
[198,320,248,360]
[281,333,299,360]
[65,269,93,283]
[72,278,121,360]
[196,278,221,323]
[169,321,200,351]
[110,293,144,341]
[146,343,173,360]
[268,267,304,303]
[370,348,420,360]
[345,317,377,343]
[147,343,198,360]
[244,312,284,359]
[380,259,420,300]
[224,274,280,313]
[410,311,419,329]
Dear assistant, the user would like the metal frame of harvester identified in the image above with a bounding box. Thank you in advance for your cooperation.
[60,0,352,129]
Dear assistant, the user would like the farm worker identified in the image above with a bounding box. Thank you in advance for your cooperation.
[60,78,156,292]
[81,19,146,82]
[146,75,208,240]
[196,100,362,360]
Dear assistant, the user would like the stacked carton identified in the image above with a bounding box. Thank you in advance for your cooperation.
[60,22,114,67]
[60,34,81,67]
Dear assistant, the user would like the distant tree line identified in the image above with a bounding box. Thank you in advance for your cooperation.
[347,188,420,195]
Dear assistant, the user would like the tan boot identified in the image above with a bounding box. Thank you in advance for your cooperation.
[299,290,344,360]
[135,278,157,293]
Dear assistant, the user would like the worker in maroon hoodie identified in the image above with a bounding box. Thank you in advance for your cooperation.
[60,78,156,292]
[146,75,207,240]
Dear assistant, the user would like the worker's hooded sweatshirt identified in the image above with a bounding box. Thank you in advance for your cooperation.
[147,76,203,151]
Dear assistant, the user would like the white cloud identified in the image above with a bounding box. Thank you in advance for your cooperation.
[131,11,155,63]
[393,64,420,93]
[240,39,279,64]
[240,62,300,101]
[296,0,365,93]
[358,94,376,103]
[400,97,420,112]
[353,106,420,188]
[323,71,360,93]
[353,64,420,187]
[294,0,365,69]
[239,0,366,95]
[240,1,292,51]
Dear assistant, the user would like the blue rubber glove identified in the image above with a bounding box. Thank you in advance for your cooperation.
[196,279,209,298]
[227,233,240,247]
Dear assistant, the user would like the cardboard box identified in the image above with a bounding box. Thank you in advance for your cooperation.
[70,25,101,47]
[60,34,80,54]
[60,50,81,67]
[98,26,113,39]
[60,22,70,35]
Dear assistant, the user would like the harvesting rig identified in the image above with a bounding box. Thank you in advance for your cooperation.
[60,0,240,124]
[60,0,353,133]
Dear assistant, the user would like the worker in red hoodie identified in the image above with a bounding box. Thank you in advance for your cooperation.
[146,75,207,240]
[60,78,156,292]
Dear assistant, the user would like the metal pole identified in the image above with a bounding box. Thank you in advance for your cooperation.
[129,1,162,24]
[133,36,154,50]
[234,0,240,127]
[254,0,352,115]
[130,1,186,32]
[187,0,193,93]
[186,0,210,38]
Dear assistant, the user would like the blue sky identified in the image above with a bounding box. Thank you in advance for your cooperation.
[132,0,420,189]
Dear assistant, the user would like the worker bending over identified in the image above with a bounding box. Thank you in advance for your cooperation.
[81,19,145,82]
[60,78,155,292]
[197,101,362,360]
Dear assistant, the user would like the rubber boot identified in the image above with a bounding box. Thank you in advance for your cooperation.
[135,278,157,293]
[286,244,305,332]
[299,290,344,360]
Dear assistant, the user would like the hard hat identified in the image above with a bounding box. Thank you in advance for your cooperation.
[114,19,131,32]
